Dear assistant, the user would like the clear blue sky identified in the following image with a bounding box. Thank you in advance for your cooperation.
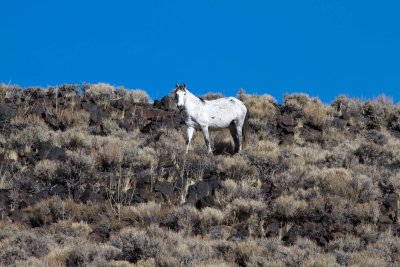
[1,0,400,103]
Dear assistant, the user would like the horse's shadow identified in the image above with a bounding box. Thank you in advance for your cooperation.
[213,137,235,155]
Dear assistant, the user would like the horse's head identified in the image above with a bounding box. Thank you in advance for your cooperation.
[174,83,187,110]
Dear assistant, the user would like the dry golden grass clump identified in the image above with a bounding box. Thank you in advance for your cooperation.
[86,82,115,96]
[284,93,332,128]
[10,125,51,147]
[331,95,364,123]
[97,137,125,169]
[66,149,97,170]
[239,89,277,124]
[57,108,91,129]
[216,155,258,181]
[303,98,331,128]
[128,89,150,103]
[244,139,280,165]
[10,114,49,129]
[202,92,224,100]
[274,194,308,220]
[116,87,150,103]
[284,93,311,111]
[34,159,61,180]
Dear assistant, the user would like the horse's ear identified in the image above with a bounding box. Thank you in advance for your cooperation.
[175,83,179,88]
[182,83,186,91]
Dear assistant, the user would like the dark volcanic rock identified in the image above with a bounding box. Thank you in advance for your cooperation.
[0,103,17,123]
[196,195,217,210]
[365,129,388,146]
[58,84,79,98]
[302,222,330,246]
[302,125,323,142]
[133,188,163,203]
[89,223,112,242]
[81,101,107,124]
[278,114,297,128]
[43,112,59,129]
[10,210,29,224]
[277,114,298,144]
[140,121,162,134]
[265,219,280,237]
[174,176,187,191]
[228,224,250,241]
[111,99,133,111]
[332,117,347,129]
[155,181,175,202]
[118,119,133,132]
[25,190,50,206]
[186,177,222,205]
[36,141,66,161]
[50,184,68,198]
[31,102,46,117]
[379,193,398,224]
[0,189,10,212]
[282,225,300,245]
[153,96,175,111]
[29,216,45,228]
[80,188,105,203]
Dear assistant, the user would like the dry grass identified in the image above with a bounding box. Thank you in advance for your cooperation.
[284,93,311,111]
[274,194,308,220]
[303,98,331,128]
[128,89,150,104]
[34,160,61,180]
[240,90,277,124]
[10,126,51,147]
[86,83,115,96]
[97,137,124,169]
[57,108,90,129]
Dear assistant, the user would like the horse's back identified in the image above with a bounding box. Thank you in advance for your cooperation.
[207,97,246,109]
[205,97,247,129]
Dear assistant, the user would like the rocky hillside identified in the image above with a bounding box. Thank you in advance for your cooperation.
[0,83,399,266]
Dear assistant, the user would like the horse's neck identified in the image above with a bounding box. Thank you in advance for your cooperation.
[185,91,203,115]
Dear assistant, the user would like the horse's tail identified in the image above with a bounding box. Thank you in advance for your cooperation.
[242,107,250,148]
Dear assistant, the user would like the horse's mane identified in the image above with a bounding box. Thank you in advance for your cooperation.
[197,96,206,103]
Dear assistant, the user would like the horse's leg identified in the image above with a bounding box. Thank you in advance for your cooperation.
[229,122,239,153]
[186,126,195,153]
[201,126,212,153]
[235,123,243,152]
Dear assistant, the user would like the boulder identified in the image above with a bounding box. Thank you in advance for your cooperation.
[332,117,347,129]
[302,125,323,142]
[302,222,330,246]
[80,188,106,203]
[89,223,111,242]
[265,219,280,237]
[277,114,297,128]
[81,101,107,124]
[140,121,162,134]
[228,224,250,241]
[0,103,17,123]
[35,141,66,161]
[282,225,300,245]
[9,210,29,224]
[155,181,175,202]
[196,195,217,210]
[153,96,175,111]
[186,177,222,205]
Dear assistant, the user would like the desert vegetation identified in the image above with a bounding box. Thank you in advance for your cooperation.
[0,83,399,266]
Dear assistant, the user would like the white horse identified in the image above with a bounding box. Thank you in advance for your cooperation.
[174,83,249,154]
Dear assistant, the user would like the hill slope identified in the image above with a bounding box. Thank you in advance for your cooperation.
[0,84,399,266]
